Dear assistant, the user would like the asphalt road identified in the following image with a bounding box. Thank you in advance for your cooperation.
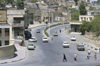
[1,24,100,66]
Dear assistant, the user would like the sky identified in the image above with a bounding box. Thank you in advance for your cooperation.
[91,0,97,1]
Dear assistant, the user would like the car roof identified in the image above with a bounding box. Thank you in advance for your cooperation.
[43,37,47,38]
[78,44,84,45]
[32,37,36,38]
[63,41,68,43]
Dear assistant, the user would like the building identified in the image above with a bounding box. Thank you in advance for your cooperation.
[79,15,94,22]
[87,11,100,16]
[41,9,55,24]
[0,9,14,58]
[69,22,82,32]
[7,9,25,39]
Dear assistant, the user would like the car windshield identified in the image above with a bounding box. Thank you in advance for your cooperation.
[72,36,75,38]
[78,45,84,47]
[28,44,33,46]
[64,42,68,44]
[33,38,36,40]
[43,37,47,39]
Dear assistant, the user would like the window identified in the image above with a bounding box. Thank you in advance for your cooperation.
[5,28,9,36]
[0,28,1,36]
[0,41,1,46]
[5,41,9,45]
[0,14,1,17]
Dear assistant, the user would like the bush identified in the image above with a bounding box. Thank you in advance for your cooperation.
[44,23,63,37]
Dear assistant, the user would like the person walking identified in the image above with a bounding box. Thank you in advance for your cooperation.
[88,49,91,56]
[63,54,67,62]
[74,53,77,61]
[94,52,97,60]
[86,54,89,60]
[60,29,61,33]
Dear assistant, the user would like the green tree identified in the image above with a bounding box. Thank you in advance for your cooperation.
[16,0,24,9]
[90,16,100,37]
[79,2,87,15]
[97,0,100,2]
[34,0,38,2]
[87,0,90,2]
[74,0,79,5]
[1,0,14,4]
[79,21,91,35]
[71,10,80,21]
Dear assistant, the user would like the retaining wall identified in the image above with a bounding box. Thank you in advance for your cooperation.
[0,44,14,58]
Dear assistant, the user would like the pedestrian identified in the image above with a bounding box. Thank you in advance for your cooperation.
[94,52,97,60]
[51,37,53,40]
[63,54,67,62]
[74,53,77,61]
[88,49,91,56]
[86,54,89,60]
[60,29,61,33]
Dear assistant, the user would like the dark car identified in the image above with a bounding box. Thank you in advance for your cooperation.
[36,29,40,33]
[77,44,85,51]
[25,31,32,40]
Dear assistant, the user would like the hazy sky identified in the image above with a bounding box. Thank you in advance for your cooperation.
[91,0,97,1]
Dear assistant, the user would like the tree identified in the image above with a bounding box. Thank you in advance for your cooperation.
[71,10,80,21]
[34,0,38,2]
[74,0,79,5]
[1,0,14,4]
[97,0,100,2]
[90,16,100,37]
[79,2,87,15]
[79,21,91,35]
[16,0,24,9]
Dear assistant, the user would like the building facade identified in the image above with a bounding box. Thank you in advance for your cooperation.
[7,9,25,39]
[79,15,94,22]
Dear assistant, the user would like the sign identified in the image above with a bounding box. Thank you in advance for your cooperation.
[0,25,10,28]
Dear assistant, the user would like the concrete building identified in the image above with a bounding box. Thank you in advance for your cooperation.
[69,22,82,32]
[79,15,94,22]
[41,9,55,24]
[0,9,14,58]
[87,11,100,16]
[7,9,25,39]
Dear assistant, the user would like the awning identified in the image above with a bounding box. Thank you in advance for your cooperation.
[0,25,10,28]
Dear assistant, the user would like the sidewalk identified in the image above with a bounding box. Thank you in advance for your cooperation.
[0,40,27,64]
[65,31,100,53]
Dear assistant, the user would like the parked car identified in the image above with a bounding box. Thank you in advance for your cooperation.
[62,41,69,48]
[27,43,36,50]
[42,37,48,42]
[28,37,37,42]
[77,44,85,51]
[71,36,76,41]
[53,31,58,36]
[25,31,32,40]
[36,29,40,33]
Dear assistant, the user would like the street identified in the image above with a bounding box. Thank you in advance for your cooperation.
[1,24,100,66]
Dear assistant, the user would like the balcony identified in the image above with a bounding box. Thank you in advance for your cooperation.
[12,21,24,27]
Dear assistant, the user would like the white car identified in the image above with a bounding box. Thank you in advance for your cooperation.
[71,36,76,41]
[63,41,69,48]
[53,31,58,36]
[28,37,37,42]
[42,37,48,42]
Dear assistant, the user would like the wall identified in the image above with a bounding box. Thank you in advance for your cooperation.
[83,31,100,46]
[0,44,14,58]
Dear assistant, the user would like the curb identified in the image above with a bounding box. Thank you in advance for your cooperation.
[76,40,100,53]
[65,30,100,53]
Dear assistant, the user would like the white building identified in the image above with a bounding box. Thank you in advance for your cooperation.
[79,15,94,22]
